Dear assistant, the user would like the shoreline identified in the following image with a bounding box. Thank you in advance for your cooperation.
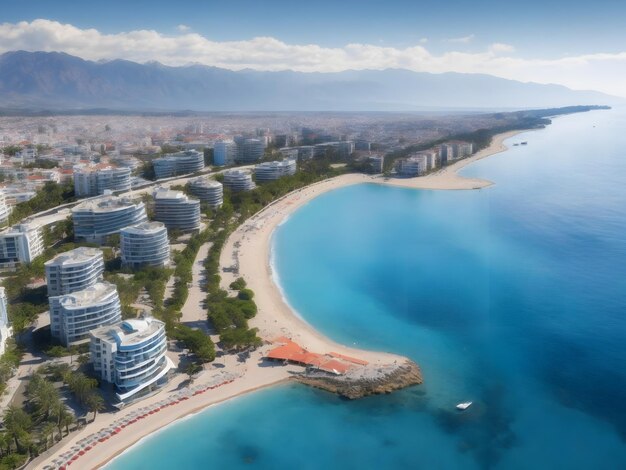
[33,128,522,470]
[100,378,290,469]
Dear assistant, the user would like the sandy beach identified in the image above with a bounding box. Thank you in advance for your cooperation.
[33,129,521,469]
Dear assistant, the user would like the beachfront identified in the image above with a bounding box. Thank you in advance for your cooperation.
[33,130,520,470]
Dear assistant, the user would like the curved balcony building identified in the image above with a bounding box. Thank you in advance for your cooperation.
[121,222,170,269]
[90,317,173,403]
[223,169,255,192]
[72,194,148,243]
[96,167,132,194]
[254,159,297,183]
[74,166,132,197]
[153,187,201,232]
[45,247,104,297]
[50,281,122,346]
[153,150,205,179]
[188,178,223,209]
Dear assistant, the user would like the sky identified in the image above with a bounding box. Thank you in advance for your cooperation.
[0,0,625,97]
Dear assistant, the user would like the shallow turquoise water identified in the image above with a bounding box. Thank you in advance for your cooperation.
[107,107,626,469]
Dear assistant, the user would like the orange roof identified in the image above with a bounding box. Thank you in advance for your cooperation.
[318,359,350,374]
[266,339,355,375]
[329,352,368,366]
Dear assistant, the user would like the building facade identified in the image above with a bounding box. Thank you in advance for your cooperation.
[72,194,148,243]
[222,169,255,192]
[153,150,205,179]
[188,178,224,209]
[235,138,266,163]
[213,140,237,166]
[45,247,104,297]
[313,141,355,158]
[120,222,170,269]
[368,155,385,173]
[74,166,132,197]
[153,187,201,232]
[0,287,12,357]
[0,222,44,271]
[0,191,10,227]
[254,159,297,183]
[396,156,426,177]
[50,281,122,346]
[90,317,173,403]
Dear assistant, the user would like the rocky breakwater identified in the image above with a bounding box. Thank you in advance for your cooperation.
[293,359,423,399]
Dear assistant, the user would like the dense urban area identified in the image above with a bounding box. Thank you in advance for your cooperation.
[0,105,603,468]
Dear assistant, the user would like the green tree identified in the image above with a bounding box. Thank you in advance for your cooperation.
[229,277,247,290]
[237,289,254,301]
[84,393,105,422]
[40,422,57,451]
[3,406,32,453]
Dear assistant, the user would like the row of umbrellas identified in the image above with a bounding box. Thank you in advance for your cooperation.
[43,371,240,469]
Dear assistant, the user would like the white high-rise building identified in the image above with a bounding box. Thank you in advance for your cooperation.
[0,287,12,357]
[90,317,173,403]
[396,156,426,177]
[254,159,297,183]
[50,281,122,346]
[45,247,104,297]
[74,166,132,197]
[223,169,255,192]
[72,194,148,243]
[213,140,237,166]
[189,178,224,209]
[153,187,201,232]
[0,222,44,271]
[235,138,266,163]
[0,191,10,227]
[96,167,132,194]
[121,222,170,269]
[153,150,205,179]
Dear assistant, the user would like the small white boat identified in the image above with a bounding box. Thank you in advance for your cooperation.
[456,402,472,410]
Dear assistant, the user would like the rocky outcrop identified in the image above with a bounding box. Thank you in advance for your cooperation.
[292,360,423,399]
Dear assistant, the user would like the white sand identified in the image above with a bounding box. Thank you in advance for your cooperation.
[33,130,521,470]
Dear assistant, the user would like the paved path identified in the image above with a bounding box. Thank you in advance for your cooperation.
[180,242,212,334]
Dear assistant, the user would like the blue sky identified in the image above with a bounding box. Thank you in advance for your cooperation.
[0,0,625,96]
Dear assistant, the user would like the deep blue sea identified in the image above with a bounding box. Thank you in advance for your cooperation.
[107,108,626,469]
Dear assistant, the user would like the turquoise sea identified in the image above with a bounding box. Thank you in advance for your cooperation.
[107,108,626,469]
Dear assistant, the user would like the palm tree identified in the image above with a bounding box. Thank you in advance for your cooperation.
[52,405,71,438]
[40,422,57,451]
[61,412,75,436]
[3,406,32,454]
[85,393,105,422]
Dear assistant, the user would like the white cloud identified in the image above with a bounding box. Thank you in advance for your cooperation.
[446,34,475,44]
[489,43,515,54]
[0,19,624,97]
[177,24,190,32]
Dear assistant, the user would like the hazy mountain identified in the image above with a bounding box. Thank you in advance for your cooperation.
[0,51,618,112]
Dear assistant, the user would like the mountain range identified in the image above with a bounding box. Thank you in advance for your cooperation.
[0,51,619,112]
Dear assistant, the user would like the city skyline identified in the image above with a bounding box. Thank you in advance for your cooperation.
[0,0,625,97]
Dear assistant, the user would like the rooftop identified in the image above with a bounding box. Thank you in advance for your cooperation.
[224,169,251,176]
[190,178,222,189]
[72,194,142,213]
[121,221,166,235]
[153,187,187,200]
[56,281,117,308]
[91,317,164,346]
[44,247,102,267]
